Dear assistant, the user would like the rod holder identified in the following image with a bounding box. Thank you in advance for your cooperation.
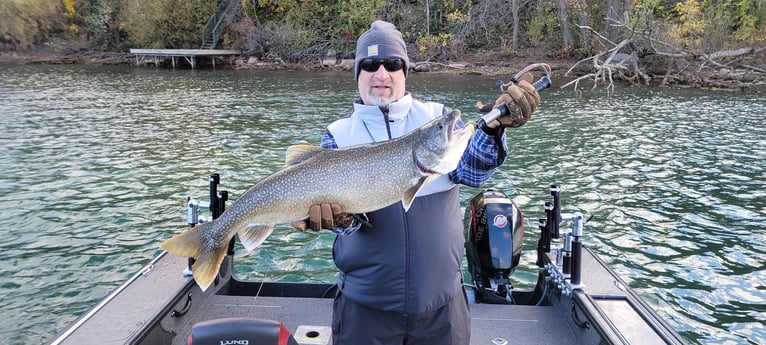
[550,184,561,238]
[209,173,221,219]
[562,232,572,276]
[570,212,584,286]
[536,218,548,267]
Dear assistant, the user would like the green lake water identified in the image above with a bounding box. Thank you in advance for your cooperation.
[0,64,764,344]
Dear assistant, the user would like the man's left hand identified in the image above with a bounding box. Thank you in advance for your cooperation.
[486,73,541,129]
[290,203,354,231]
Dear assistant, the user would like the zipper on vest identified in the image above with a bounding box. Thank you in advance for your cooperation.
[380,106,393,140]
[403,207,410,316]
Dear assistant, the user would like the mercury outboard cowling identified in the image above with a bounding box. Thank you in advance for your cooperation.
[188,318,298,345]
[464,190,524,304]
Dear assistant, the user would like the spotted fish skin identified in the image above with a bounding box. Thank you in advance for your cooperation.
[161,110,476,291]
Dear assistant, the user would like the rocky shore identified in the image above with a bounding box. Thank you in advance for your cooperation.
[3,49,763,92]
[0,50,578,78]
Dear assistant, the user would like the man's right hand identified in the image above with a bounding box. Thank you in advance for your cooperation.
[291,203,350,231]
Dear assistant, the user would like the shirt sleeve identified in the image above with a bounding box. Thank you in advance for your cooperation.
[448,127,507,188]
[320,130,338,149]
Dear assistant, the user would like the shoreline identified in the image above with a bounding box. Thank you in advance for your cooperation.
[3,50,764,92]
[0,50,579,77]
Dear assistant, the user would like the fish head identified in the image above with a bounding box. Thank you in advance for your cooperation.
[412,109,477,175]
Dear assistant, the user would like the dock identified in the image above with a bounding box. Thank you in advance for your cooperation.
[129,49,241,69]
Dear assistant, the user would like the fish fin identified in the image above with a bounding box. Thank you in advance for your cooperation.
[160,222,225,292]
[285,144,323,166]
[402,174,444,212]
[402,176,428,212]
[161,222,211,259]
[237,224,275,251]
[190,245,227,292]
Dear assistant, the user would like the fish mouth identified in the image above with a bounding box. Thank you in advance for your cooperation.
[447,111,462,142]
[450,125,476,150]
[448,112,476,145]
[419,110,476,175]
[412,109,477,176]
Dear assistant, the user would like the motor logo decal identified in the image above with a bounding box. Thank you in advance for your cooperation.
[493,214,508,228]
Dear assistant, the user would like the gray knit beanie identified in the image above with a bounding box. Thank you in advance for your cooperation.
[354,20,410,80]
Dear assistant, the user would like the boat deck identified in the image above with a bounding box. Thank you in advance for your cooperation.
[49,244,687,345]
[177,294,592,345]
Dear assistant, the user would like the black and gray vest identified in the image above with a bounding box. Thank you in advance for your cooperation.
[328,95,464,315]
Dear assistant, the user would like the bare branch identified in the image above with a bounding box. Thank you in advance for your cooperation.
[562,17,766,91]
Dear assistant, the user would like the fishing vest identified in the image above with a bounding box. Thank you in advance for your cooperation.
[327,94,464,314]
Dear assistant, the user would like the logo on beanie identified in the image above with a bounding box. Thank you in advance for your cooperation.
[367,45,379,57]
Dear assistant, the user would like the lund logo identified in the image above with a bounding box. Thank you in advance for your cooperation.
[220,341,248,345]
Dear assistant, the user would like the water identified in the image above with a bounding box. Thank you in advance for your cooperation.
[0,64,764,344]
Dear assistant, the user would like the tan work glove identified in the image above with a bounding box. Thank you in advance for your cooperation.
[488,73,541,128]
[290,203,355,231]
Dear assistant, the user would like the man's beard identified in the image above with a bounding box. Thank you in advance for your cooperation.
[364,91,395,107]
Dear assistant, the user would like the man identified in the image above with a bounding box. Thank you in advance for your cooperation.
[292,20,540,344]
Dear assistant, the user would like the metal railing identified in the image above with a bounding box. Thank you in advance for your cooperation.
[200,0,241,49]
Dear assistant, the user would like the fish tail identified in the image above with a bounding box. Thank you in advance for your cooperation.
[160,222,210,258]
[189,244,227,291]
[160,222,226,291]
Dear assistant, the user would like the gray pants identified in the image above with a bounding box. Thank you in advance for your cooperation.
[331,290,471,345]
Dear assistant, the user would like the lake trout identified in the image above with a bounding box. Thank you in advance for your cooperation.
[161,109,476,291]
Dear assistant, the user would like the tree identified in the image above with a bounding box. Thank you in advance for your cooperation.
[0,0,66,51]
[557,0,575,53]
[563,1,766,94]
[120,0,214,49]
[574,0,593,56]
[512,0,522,51]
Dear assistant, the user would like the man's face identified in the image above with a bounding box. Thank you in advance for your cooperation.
[357,59,406,107]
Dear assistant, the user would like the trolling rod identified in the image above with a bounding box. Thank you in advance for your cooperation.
[476,63,553,128]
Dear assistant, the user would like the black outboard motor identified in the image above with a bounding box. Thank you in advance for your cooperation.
[464,190,524,304]
[189,318,299,345]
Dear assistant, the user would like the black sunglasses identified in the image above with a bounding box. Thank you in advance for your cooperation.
[359,58,405,73]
